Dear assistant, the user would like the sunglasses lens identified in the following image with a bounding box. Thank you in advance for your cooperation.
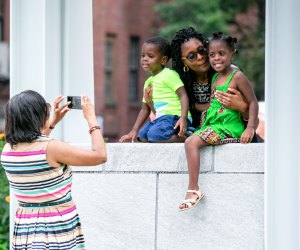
[187,52,197,62]
[186,47,207,62]
[198,47,207,55]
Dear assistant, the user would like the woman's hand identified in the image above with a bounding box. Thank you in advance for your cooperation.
[215,88,249,119]
[49,96,70,127]
[81,96,97,127]
[42,96,70,135]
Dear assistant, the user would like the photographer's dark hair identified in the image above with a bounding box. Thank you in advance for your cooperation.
[5,90,49,146]
[171,27,214,127]
[145,36,171,59]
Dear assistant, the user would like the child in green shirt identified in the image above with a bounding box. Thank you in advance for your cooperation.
[119,36,191,142]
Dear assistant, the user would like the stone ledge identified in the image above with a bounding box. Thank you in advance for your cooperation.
[71,143,264,173]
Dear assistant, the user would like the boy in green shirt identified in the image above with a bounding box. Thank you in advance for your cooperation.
[119,36,191,142]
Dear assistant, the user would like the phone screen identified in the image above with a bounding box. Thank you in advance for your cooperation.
[67,96,82,109]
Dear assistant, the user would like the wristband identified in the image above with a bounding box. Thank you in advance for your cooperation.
[89,125,101,134]
[49,126,55,129]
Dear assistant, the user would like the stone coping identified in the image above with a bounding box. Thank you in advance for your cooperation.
[71,143,264,173]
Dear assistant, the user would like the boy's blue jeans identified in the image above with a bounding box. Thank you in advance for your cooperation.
[137,115,192,142]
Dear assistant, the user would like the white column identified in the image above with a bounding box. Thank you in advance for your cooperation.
[10,0,48,94]
[265,0,300,249]
[10,1,94,247]
[10,0,94,142]
[62,0,95,143]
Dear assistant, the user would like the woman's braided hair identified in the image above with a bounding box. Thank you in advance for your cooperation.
[171,27,214,127]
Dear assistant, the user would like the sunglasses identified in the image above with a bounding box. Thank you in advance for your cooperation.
[182,47,208,62]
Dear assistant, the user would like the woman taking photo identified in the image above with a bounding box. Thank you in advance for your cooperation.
[1,90,106,249]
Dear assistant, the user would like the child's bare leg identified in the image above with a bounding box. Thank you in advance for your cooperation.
[179,136,208,209]
[185,136,207,189]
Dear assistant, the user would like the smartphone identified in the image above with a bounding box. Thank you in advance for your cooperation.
[67,96,82,109]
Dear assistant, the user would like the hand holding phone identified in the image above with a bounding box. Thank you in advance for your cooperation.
[67,96,82,109]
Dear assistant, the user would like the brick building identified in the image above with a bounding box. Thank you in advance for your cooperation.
[93,0,161,141]
[0,0,161,136]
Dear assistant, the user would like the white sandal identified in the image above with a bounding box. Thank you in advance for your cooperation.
[179,189,205,211]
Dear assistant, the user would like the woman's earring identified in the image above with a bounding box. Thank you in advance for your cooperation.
[183,65,189,72]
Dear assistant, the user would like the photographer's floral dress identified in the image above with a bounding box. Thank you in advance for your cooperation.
[0,136,85,250]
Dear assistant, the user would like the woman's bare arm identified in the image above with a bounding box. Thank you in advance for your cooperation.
[233,72,259,143]
[46,96,107,167]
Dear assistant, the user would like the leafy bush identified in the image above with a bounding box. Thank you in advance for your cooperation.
[0,135,9,250]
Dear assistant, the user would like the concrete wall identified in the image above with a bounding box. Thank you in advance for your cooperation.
[10,143,264,249]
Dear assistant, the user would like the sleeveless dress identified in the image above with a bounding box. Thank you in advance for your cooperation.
[193,70,244,144]
[0,136,85,250]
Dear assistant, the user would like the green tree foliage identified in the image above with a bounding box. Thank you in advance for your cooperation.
[153,0,229,38]
[154,0,265,100]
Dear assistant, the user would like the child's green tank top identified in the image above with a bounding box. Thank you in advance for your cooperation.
[196,70,245,140]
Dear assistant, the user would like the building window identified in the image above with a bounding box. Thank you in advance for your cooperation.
[105,35,116,106]
[128,36,140,103]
